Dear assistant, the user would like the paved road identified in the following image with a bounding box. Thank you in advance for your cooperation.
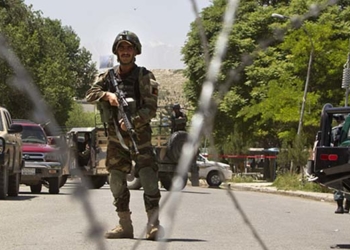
[0,180,349,250]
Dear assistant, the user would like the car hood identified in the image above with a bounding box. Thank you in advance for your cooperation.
[198,159,230,168]
[207,160,230,168]
[21,143,56,153]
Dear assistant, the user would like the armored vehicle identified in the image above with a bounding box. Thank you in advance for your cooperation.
[127,105,196,191]
[65,127,109,189]
[66,104,196,191]
[308,104,350,192]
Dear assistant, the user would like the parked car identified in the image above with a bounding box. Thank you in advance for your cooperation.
[195,154,232,187]
[0,107,23,199]
[13,119,64,194]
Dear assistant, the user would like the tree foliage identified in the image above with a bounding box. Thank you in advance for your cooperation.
[0,0,97,125]
[182,0,350,156]
[65,102,96,129]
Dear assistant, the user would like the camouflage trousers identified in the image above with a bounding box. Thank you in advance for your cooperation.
[106,123,157,173]
[107,123,160,212]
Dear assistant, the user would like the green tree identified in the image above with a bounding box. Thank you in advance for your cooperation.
[65,102,96,129]
[0,1,97,125]
[182,0,350,154]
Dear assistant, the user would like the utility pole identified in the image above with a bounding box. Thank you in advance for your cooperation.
[271,13,314,135]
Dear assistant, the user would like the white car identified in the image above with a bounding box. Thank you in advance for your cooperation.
[195,154,232,187]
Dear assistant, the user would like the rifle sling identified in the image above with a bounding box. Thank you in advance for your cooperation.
[112,117,130,151]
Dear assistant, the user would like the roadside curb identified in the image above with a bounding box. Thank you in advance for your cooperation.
[229,183,334,203]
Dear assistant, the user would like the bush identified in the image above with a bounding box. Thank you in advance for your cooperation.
[232,175,255,183]
[272,173,331,193]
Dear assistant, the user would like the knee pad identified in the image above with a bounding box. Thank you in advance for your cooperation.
[109,170,127,198]
[138,167,159,196]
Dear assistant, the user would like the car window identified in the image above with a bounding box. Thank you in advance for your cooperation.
[21,126,47,143]
[197,154,206,162]
[0,112,3,131]
[3,111,12,132]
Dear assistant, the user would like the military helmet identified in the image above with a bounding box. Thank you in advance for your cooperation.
[173,103,181,110]
[112,30,142,55]
[334,114,345,122]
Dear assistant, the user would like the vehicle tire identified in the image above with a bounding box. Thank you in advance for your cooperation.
[8,172,20,197]
[127,165,142,190]
[30,183,42,194]
[160,173,187,191]
[206,171,222,187]
[166,131,188,162]
[0,166,9,199]
[160,175,172,191]
[59,175,68,188]
[48,177,60,194]
[82,176,107,189]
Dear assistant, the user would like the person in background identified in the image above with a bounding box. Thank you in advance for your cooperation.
[331,114,350,213]
[78,133,91,166]
[170,103,187,133]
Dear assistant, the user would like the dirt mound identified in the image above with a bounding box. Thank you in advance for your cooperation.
[152,69,189,109]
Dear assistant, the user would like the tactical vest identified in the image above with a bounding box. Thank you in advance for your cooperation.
[98,66,145,124]
[113,66,142,110]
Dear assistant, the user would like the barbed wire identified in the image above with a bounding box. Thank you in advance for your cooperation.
[0,0,343,249]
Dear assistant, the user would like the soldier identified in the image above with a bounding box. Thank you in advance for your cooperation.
[77,133,91,166]
[170,103,187,133]
[85,30,162,240]
[331,114,350,213]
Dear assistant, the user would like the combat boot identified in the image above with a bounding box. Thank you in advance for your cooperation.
[344,200,350,213]
[335,200,344,214]
[105,211,134,239]
[146,208,164,240]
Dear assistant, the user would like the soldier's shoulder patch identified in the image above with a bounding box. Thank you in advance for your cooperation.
[152,87,158,96]
[150,79,159,96]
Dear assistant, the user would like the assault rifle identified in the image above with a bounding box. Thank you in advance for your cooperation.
[108,69,139,155]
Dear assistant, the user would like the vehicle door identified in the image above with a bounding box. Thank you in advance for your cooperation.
[90,130,96,168]
[3,111,15,170]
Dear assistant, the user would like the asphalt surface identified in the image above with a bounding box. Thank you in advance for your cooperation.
[229,181,335,203]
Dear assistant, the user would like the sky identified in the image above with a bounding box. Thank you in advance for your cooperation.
[23,0,213,70]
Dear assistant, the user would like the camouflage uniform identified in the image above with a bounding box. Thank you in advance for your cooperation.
[86,29,163,240]
[86,64,160,210]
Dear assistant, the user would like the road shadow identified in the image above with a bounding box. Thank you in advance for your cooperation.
[134,237,206,243]
[180,190,210,195]
[19,191,71,196]
[207,186,223,189]
[330,244,350,249]
[3,195,38,201]
[160,238,207,243]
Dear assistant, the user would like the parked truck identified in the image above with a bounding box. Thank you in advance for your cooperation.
[13,119,65,194]
[0,107,23,199]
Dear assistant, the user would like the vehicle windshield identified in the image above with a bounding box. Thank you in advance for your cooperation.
[197,154,207,162]
[21,126,47,144]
